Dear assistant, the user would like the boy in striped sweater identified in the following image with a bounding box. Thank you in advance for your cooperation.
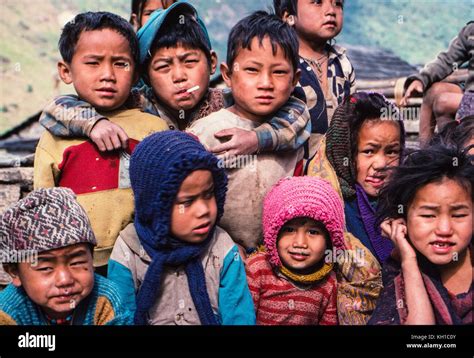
[246,176,346,325]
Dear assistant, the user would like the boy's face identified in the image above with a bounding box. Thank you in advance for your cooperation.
[170,169,218,244]
[293,0,344,43]
[7,243,94,320]
[407,178,473,266]
[355,119,401,197]
[221,36,300,122]
[277,217,328,273]
[148,45,217,114]
[58,29,136,111]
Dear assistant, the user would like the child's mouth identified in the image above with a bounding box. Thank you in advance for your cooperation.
[365,176,386,188]
[255,96,274,105]
[96,88,117,98]
[192,222,211,235]
[430,240,455,254]
[289,251,309,261]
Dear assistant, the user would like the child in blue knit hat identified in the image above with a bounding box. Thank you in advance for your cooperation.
[107,130,256,325]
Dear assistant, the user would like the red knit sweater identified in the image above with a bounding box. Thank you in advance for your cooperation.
[245,253,338,325]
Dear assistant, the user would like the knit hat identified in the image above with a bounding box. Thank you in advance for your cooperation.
[262,176,346,269]
[137,1,212,66]
[326,91,406,201]
[0,188,96,262]
[129,130,227,325]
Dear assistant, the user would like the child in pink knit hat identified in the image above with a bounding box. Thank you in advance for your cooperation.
[245,176,346,325]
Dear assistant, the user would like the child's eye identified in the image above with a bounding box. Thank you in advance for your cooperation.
[281,227,295,233]
[274,70,289,75]
[420,214,435,218]
[71,261,87,266]
[386,149,400,156]
[36,266,53,272]
[115,61,129,68]
[154,64,169,71]
[335,0,344,8]
[85,62,99,66]
[245,67,258,73]
[203,191,214,200]
[185,59,198,64]
[308,229,320,235]
[361,149,374,155]
[453,213,468,218]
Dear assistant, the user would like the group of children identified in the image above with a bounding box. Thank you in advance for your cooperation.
[0,0,472,326]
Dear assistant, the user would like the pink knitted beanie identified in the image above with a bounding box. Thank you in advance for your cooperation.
[262,176,346,268]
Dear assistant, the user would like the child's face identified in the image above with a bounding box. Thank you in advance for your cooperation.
[8,243,94,320]
[170,169,218,244]
[221,36,299,122]
[407,178,473,266]
[277,217,328,273]
[355,119,401,197]
[148,45,217,113]
[294,0,344,44]
[58,29,136,112]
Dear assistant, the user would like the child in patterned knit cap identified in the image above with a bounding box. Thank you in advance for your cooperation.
[107,130,255,325]
[245,176,346,325]
[0,188,133,325]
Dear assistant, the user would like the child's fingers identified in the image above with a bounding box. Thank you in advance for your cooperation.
[380,219,392,238]
[214,128,235,139]
[93,138,107,152]
[109,133,124,150]
[115,126,129,149]
[211,140,235,154]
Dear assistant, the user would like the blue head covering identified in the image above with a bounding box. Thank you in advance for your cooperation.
[130,131,227,325]
[137,1,212,66]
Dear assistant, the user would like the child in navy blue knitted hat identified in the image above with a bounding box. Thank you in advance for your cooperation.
[107,130,256,325]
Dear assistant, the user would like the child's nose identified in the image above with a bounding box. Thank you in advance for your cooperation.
[257,72,274,89]
[172,64,187,83]
[55,267,74,287]
[435,215,454,236]
[293,231,308,247]
[101,63,116,82]
[195,199,210,217]
[324,0,338,15]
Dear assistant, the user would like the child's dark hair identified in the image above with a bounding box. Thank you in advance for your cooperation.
[59,12,139,65]
[430,116,474,153]
[274,0,344,18]
[273,0,298,17]
[226,10,299,74]
[377,145,474,224]
[147,11,212,68]
[348,92,406,160]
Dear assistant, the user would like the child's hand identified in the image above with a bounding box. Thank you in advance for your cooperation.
[401,80,424,106]
[211,128,258,156]
[381,218,417,263]
[90,119,129,152]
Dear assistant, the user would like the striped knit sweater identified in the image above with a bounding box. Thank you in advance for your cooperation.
[0,274,134,325]
[246,253,338,325]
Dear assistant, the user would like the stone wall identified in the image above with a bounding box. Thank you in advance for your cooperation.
[0,165,33,286]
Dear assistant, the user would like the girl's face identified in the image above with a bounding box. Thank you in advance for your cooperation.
[355,119,401,197]
[170,170,217,244]
[294,0,344,44]
[277,217,328,273]
[407,178,473,266]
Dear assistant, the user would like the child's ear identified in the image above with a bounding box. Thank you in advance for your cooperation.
[292,68,301,87]
[282,11,296,26]
[57,61,73,85]
[3,264,22,287]
[130,14,139,32]
[220,63,232,88]
[209,50,218,75]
